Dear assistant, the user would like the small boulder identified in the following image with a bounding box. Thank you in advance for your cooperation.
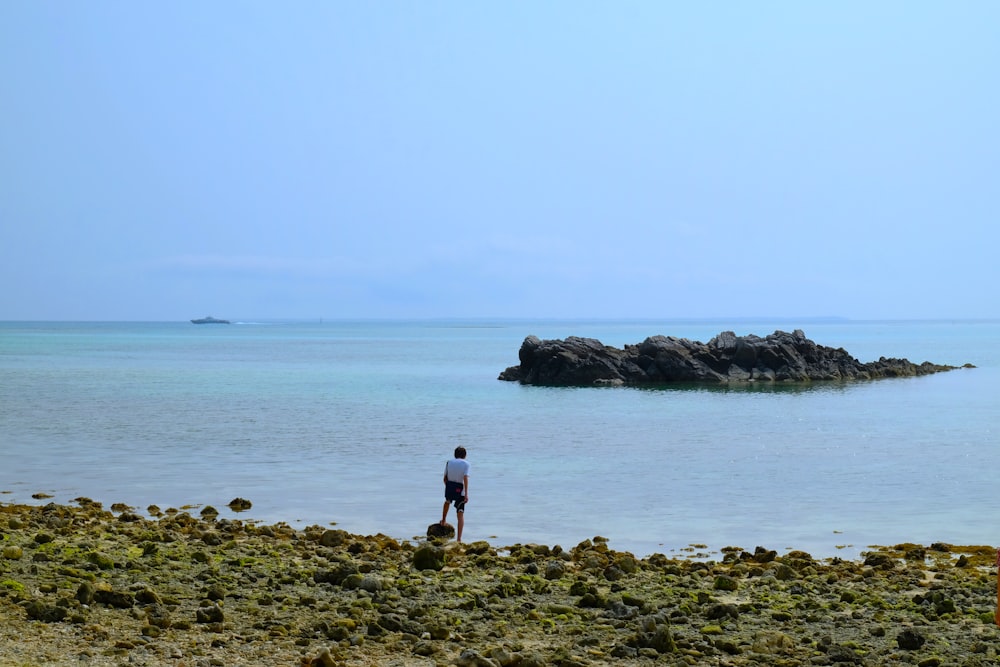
[456,649,500,667]
[94,589,134,609]
[713,575,739,591]
[196,603,225,624]
[413,543,446,571]
[311,648,338,667]
[427,522,454,539]
[319,529,349,548]
[25,600,66,622]
[76,581,96,605]
[897,628,926,650]
[544,561,566,580]
[227,497,252,511]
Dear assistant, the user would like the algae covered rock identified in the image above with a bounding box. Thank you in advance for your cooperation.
[24,599,67,622]
[196,602,225,624]
[427,522,454,539]
[633,613,676,654]
[2,546,23,560]
[544,560,566,580]
[227,497,252,511]
[413,543,446,571]
[897,628,926,650]
[319,529,350,547]
[2,498,997,667]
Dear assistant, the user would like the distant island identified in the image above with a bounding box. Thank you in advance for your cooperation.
[190,316,230,324]
[498,329,971,386]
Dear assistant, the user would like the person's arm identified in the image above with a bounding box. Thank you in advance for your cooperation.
[463,474,469,500]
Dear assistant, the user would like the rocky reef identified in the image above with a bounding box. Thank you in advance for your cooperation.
[499,329,969,387]
[2,498,1000,666]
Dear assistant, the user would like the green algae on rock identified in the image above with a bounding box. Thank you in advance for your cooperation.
[1,499,1000,666]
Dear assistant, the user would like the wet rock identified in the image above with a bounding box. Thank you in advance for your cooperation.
[196,602,225,624]
[485,646,516,665]
[94,589,134,608]
[145,604,172,628]
[897,628,926,650]
[464,540,493,555]
[228,497,252,511]
[376,613,405,632]
[864,552,897,569]
[544,560,566,580]
[135,588,161,605]
[319,529,349,547]
[752,630,795,653]
[200,530,223,545]
[633,614,676,654]
[515,652,548,667]
[606,600,640,619]
[314,560,359,585]
[646,625,676,654]
[24,600,66,622]
[826,643,861,663]
[204,584,227,601]
[706,603,739,620]
[413,543,446,571]
[309,647,339,667]
[749,546,777,563]
[427,522,454,539]
[85,551,114,569]
[342,573,382,593]
[76,581,95,605]
[456,649,500,667]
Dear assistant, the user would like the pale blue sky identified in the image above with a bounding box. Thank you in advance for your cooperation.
[2,2,997,321]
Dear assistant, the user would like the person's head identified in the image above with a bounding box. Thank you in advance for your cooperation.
[454,446,467,459]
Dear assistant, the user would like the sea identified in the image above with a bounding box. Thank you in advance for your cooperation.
[1,319,997,561]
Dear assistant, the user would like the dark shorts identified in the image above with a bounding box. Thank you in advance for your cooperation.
[445,481,466,512]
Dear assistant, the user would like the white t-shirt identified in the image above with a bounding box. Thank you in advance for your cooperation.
[445,458,470,483]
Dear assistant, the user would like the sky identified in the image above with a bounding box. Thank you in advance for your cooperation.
[1,2,997,321]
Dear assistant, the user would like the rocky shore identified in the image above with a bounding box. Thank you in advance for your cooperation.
[2,498,999,666]
[498,330,969,386]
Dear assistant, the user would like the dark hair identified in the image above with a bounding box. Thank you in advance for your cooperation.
[454,446,467,459]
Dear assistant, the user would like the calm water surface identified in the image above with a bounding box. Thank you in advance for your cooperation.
[1,319,996,559]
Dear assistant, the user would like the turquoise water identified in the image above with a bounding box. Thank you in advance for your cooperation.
[1,319,997,559]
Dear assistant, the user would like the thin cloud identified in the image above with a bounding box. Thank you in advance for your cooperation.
[148,254,376,277]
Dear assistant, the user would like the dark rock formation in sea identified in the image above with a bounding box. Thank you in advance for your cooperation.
[498,329,967,386]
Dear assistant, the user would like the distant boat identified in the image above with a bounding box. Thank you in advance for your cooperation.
[190,316,230,324]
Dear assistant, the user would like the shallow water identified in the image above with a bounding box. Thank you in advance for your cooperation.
[1,319,996,559]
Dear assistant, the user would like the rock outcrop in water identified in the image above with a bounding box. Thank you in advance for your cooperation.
[498,329,967,386]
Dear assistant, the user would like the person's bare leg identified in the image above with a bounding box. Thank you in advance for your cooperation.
[441,501,450,525]
[456,511,464,543]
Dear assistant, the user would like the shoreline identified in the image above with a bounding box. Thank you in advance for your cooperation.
[1,490,899,563]
[3,497,1000,666]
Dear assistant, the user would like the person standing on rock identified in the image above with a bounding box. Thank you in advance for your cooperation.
[441,446,470,542]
